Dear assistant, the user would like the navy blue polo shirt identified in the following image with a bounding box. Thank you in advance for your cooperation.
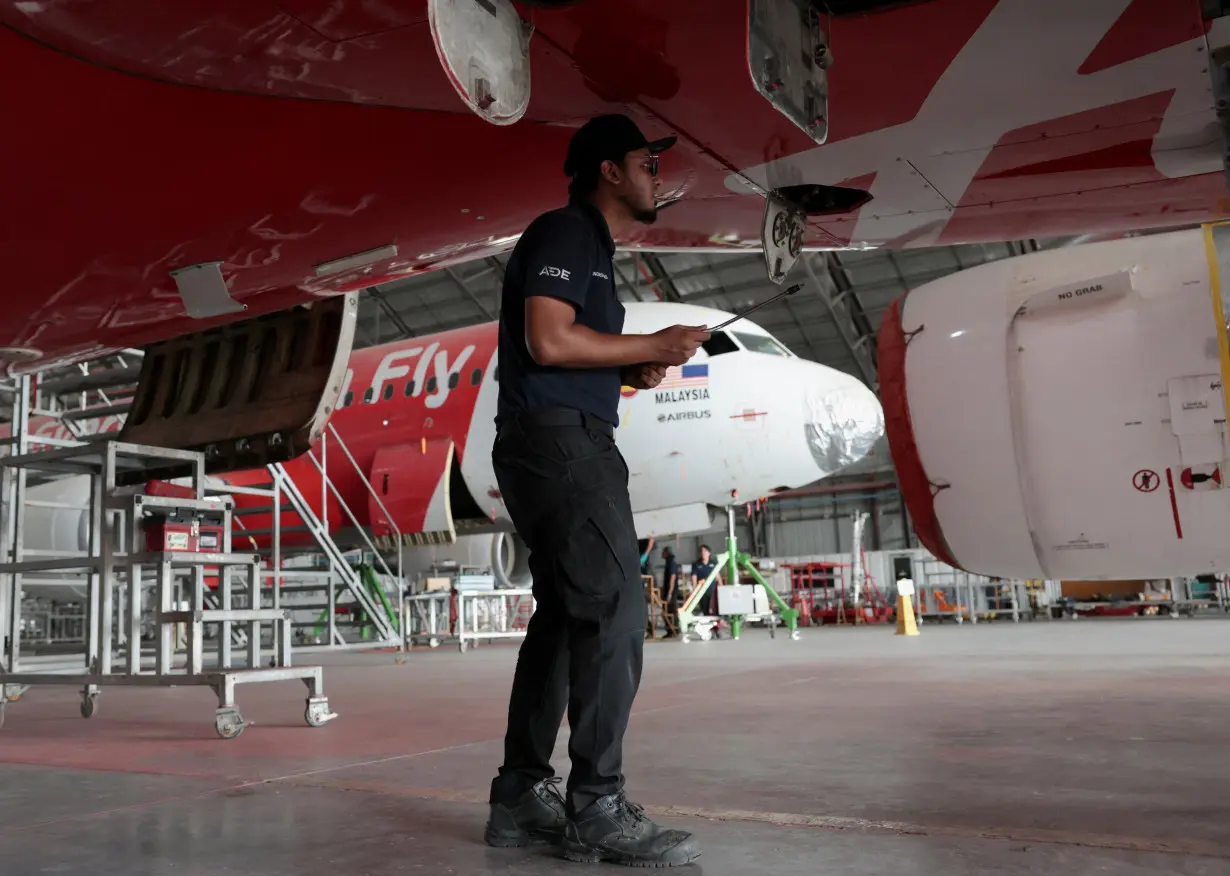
[495,200,624,427]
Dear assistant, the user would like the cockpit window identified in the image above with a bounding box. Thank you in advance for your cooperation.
[701,331,739,357]
[732,331,792,357]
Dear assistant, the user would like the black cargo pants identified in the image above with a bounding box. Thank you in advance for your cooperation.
[488,409,646,816]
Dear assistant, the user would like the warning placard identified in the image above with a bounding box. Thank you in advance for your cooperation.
[1133,469,1159,493]
[1179,465,1222,491]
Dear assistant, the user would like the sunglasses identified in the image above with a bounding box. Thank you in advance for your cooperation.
[641,154,660,177]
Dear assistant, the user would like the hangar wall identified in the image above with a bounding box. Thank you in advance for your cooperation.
[642,484,911,580]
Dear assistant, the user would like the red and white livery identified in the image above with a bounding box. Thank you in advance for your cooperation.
[22,302,883,595]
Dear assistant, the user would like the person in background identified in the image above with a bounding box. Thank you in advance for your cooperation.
[660,546,679,638]
[691,544,721,616]
[638,535,656,578]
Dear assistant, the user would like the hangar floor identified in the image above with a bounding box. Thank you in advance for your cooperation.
[1,620,1228,874]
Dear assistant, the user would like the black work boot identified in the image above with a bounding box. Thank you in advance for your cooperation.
[563,793,701,867]
[485,778,568,847]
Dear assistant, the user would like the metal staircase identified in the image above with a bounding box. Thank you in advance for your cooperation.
[215,424,405,652]
[268,459,399,647]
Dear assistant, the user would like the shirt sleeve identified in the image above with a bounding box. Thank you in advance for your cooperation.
[521,212,596,311]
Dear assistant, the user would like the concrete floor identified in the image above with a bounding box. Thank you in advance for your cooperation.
[2,619,1230,874]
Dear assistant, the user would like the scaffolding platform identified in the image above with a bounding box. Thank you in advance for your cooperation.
[0,430,336,739]
[404,589,453,649]
[915,559,1029,624]
[456,587,535,653]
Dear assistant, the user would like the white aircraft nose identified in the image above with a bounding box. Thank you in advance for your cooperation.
[803,371,884,477]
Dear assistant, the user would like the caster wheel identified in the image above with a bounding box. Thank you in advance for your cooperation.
[429,637,440,649]
[80,694,99,719]
[215,707,246,740]
[459,640,468,653]
[790,629,801,641]
[0,699,6,729]
[304,697,337,728]
[394,654,407,665]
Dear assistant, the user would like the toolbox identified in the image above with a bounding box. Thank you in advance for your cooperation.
[143,507,227,553]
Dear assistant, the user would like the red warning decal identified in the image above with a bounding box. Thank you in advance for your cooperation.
[1132,469,1159,493]
[1179,465,1222,491]
[1167,469,1183,539]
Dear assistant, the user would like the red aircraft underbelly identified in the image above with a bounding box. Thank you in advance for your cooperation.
[0,0,1219,368]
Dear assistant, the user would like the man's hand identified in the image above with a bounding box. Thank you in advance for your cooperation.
[622,363,668,390]
[649,325,710,366]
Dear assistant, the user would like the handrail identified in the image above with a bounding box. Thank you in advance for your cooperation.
[273,461,395,641]
[304,443,402,597]
[322,423,404,587]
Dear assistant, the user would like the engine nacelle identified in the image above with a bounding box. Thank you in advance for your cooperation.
[397,530,530,588]
[20,476,91,601]
[490,530,532,589]
[880,228,1230,580]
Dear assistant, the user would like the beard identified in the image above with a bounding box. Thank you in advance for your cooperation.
[621,193,658,224]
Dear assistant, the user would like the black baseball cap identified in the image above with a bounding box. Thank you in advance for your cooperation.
[563,113,677,177]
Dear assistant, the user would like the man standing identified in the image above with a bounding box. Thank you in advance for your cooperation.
[692,544,722,616]
[660,546,679,639]
[483,113,709,867]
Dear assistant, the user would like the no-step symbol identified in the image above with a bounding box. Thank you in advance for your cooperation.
[1133,469,1159,493]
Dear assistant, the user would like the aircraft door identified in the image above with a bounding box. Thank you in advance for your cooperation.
[368,440,457,548]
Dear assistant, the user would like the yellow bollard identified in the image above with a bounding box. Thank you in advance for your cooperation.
[894,576,919,636]
[895,594,919,636]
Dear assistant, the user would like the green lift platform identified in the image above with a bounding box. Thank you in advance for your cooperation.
[675,503,800,643]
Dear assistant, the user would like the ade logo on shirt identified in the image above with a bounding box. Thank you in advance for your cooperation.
[539,265,571,280]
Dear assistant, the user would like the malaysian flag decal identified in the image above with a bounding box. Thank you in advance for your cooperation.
[658,363,709,389]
